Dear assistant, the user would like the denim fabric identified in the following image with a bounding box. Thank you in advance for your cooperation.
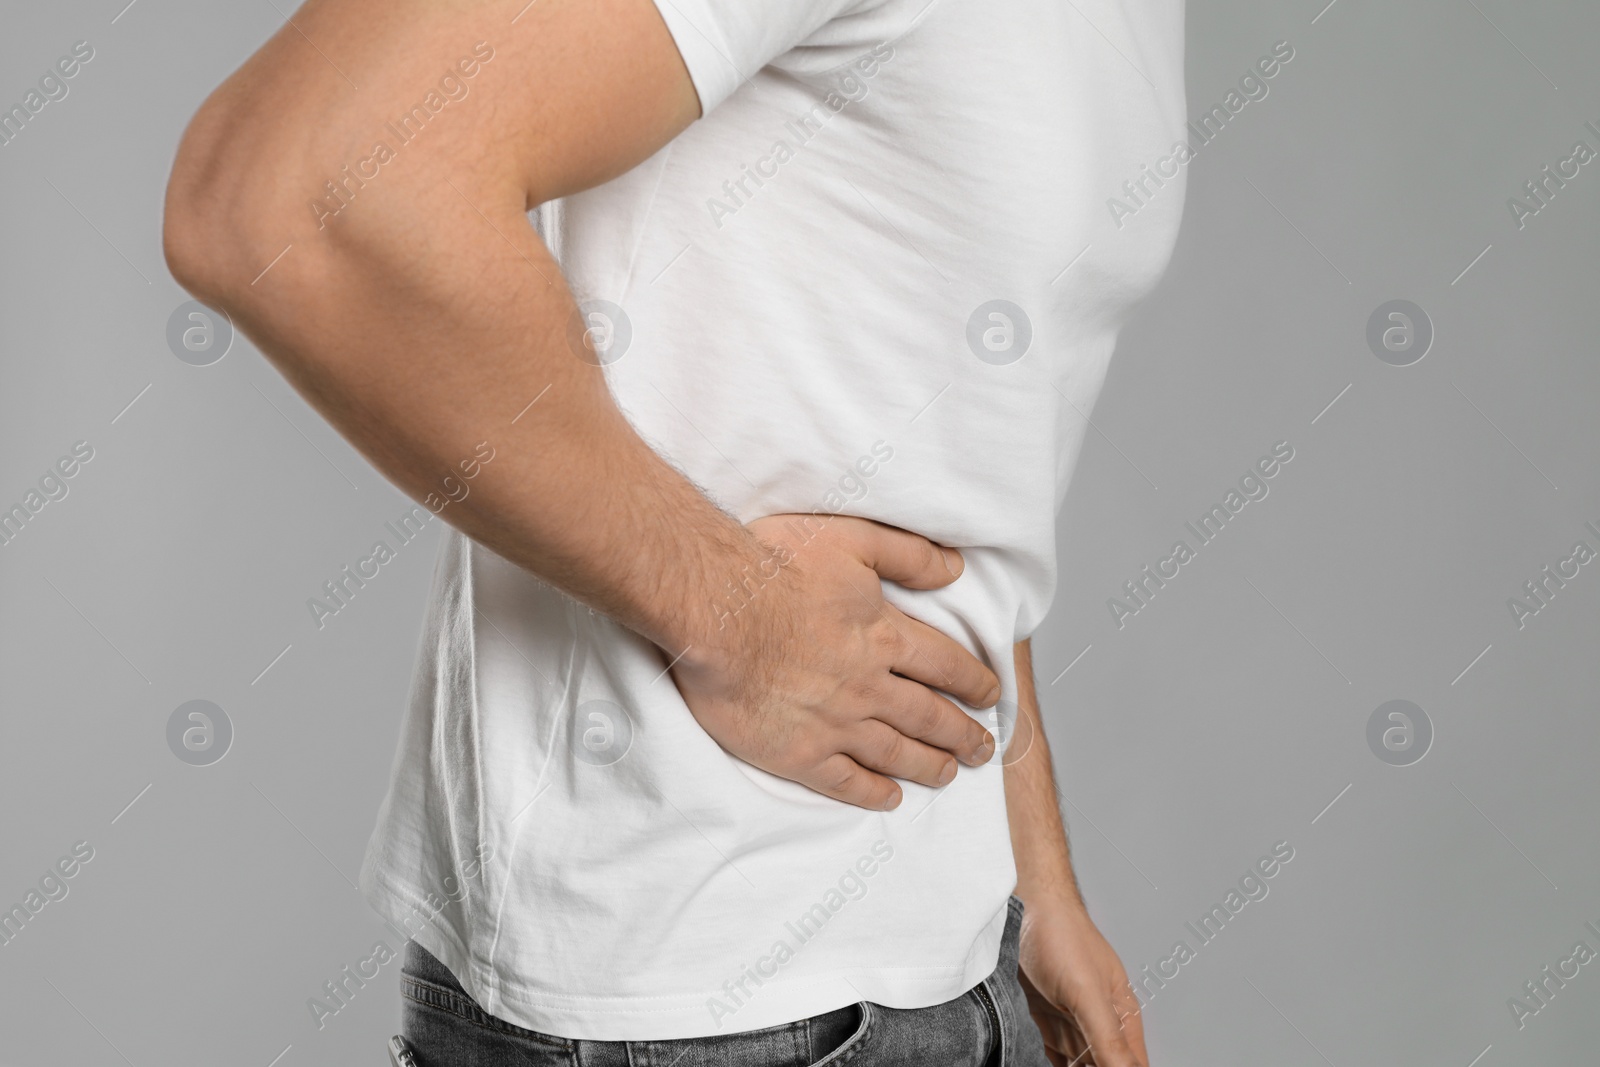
[399,896,1049,1066]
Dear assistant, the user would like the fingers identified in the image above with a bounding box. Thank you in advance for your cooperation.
[798,714,982,810]
[803,752,903,811]
[841,719,965,789]
[1023,962,1143,1067]
[874,677,995,767]
[799,684,994,804]
[835,517,966,589]
[1020,978,1086,1067]
[882,608,1001,710]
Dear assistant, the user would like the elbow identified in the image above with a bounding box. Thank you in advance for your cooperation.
[162,180,225,309]
[162,89,329,323]
[162,96,257,312]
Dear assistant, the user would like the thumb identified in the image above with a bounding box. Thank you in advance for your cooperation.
[836,518,965,589]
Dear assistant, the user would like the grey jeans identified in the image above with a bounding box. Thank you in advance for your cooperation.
[399,894,1050,1066]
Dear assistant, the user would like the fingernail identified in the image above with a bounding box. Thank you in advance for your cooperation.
[983,685,1001,706]
[937,761,957,787]
[881,791,902,811]
[971,735,995,765]
[942,548,963,578]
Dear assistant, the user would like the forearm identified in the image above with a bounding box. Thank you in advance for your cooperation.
[231,235,755,660]
[162,6,753,661]
[1004,638,1083,910]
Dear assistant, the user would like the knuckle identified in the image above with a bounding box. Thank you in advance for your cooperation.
[869,621,903,657]
[813,754,861,796]
[952,654,983,688]
[862,727,905,768]
[967,668,999,703]
[907,694,944,737]
[922,648,957,687]
[962,712,992,745]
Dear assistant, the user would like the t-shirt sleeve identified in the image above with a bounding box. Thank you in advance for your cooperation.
[650,0,878,114]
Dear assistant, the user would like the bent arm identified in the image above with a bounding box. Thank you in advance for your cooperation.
[163,0,750,661]
[165,0,1005,811]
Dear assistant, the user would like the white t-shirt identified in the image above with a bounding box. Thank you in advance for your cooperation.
[360,0,1187,1041]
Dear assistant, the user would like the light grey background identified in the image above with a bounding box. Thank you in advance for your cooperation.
[2,1,1596,1064]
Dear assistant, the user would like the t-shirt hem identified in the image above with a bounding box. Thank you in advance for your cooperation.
[362,867,476,993]
[363,867,1009,1041]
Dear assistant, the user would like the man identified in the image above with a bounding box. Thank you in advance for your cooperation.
[163,0,1186,1063]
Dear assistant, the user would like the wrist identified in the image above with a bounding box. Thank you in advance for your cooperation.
[1014,867,1087,917]
[650,523,792,672]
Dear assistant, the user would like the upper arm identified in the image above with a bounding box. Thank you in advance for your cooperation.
[165,0,700,287]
